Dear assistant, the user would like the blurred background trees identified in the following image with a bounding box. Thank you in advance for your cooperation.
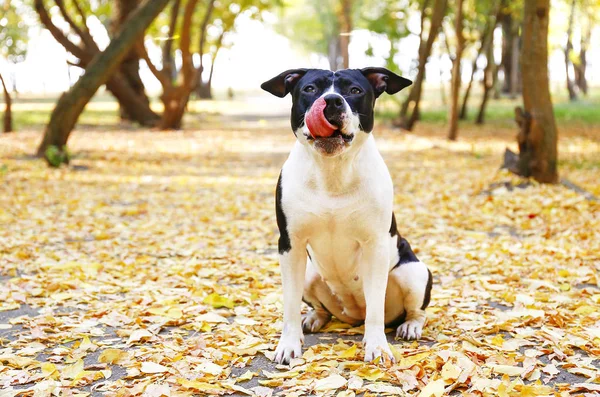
[0,0,599,181]
[1,0,29,132]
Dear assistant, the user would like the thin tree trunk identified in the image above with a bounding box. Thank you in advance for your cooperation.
[476,32,496,124]
[327,36,341,71]
[439,52,447,106]
[447,0,465,141]
[37,0,171,163]
[509,35,520,98]
[195,0,217,98]
[500,10,513,94]
[564,0,578,101]
[398,0,447,130]
[460,9,497,120]
[575,25,591,95]
[162,0,181,82]
[338,0,352,69]
[514,0,558,183]
[1,73,13,133]
[198,33,223,100]
[158,0,208,130]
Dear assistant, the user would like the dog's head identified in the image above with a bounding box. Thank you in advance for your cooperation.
[261,68,411,157]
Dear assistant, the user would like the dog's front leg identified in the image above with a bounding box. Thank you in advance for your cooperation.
[361,239,394,362]
[274,244,307,364]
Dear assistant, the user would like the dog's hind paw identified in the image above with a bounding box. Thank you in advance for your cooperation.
[396,319,424,340]
[302,310,330,333]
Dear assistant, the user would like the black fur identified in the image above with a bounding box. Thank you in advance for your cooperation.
[421,269,433,310]
[390,212,419,268]
[275,172,291,254]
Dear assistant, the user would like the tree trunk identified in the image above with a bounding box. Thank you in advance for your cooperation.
[574,26,590,95]
[338,0,352,69]
[509,35,520,98]
[159,86,189,129]
[1,73,13,133]
[37,0,171,164]
[564,0,578,101]
[500,10,513,94]
[105,72,160,126]
[439,53,447,106]
[157,0,205,130]
[194,0,217,98]
[162,0,181,82]
[198,30,223,100]
[447,0,465,141]
[198,43,220,100]
[460,9,497,120]
[476,32,496,124]
[327,36,342,71]
[112,0,152,121]
[492,58,501,99]
[398,0,447,130]
[514,0,558,183]
[197,81,212,100]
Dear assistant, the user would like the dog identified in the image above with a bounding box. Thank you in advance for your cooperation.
[261,67,433,364]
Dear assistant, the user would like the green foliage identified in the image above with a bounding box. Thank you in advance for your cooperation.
[274,0,341,59]
[45,145,70,168]
[149,0,281,56]
[0,0,30,63]
[358,0,412,73]
[210,0,281,49]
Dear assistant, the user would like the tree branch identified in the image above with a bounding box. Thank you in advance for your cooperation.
[137,42,171,88]
[54,0,98,52]
[197,0,217,76]
[162,0,181,79]
[72,0,93,38]
[34,0,89,61]
[180,0,201,87]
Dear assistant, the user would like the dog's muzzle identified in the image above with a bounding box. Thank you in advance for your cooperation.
[305,95,353,144]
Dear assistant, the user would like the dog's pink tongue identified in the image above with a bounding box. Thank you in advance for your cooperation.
[306,98,336,138]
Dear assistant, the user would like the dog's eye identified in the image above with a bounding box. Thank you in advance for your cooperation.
[303,85,316,93]
[350,87,363,95]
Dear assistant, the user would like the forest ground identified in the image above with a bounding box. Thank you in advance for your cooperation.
[1,92,599,396]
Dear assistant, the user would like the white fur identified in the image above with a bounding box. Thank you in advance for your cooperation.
[275,94,430,364]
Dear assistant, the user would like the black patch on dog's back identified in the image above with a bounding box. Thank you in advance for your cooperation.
[276,172,291,254]
[390,212,419,268]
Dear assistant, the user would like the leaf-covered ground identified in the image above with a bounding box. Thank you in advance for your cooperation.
[1,118,599,396]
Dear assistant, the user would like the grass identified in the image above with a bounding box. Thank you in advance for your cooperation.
[375,86,600,128]
[2,86,600,131]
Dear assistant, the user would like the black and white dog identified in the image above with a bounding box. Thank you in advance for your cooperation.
[261,68,433,364]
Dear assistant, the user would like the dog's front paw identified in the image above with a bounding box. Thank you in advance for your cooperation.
[396,319,424,340]
[363,334,394,363]
[274,332,303,365]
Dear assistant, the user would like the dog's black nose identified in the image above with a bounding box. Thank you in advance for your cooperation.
[323,94,344,110]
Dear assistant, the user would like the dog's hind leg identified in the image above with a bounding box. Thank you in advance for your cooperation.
[387,261,432,340]
[301,261,332,333]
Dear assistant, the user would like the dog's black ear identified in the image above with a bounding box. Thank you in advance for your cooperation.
[261,69,308,98]
[360,67,412,98]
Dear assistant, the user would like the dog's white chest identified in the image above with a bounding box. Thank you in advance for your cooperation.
[280,136,394,314]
